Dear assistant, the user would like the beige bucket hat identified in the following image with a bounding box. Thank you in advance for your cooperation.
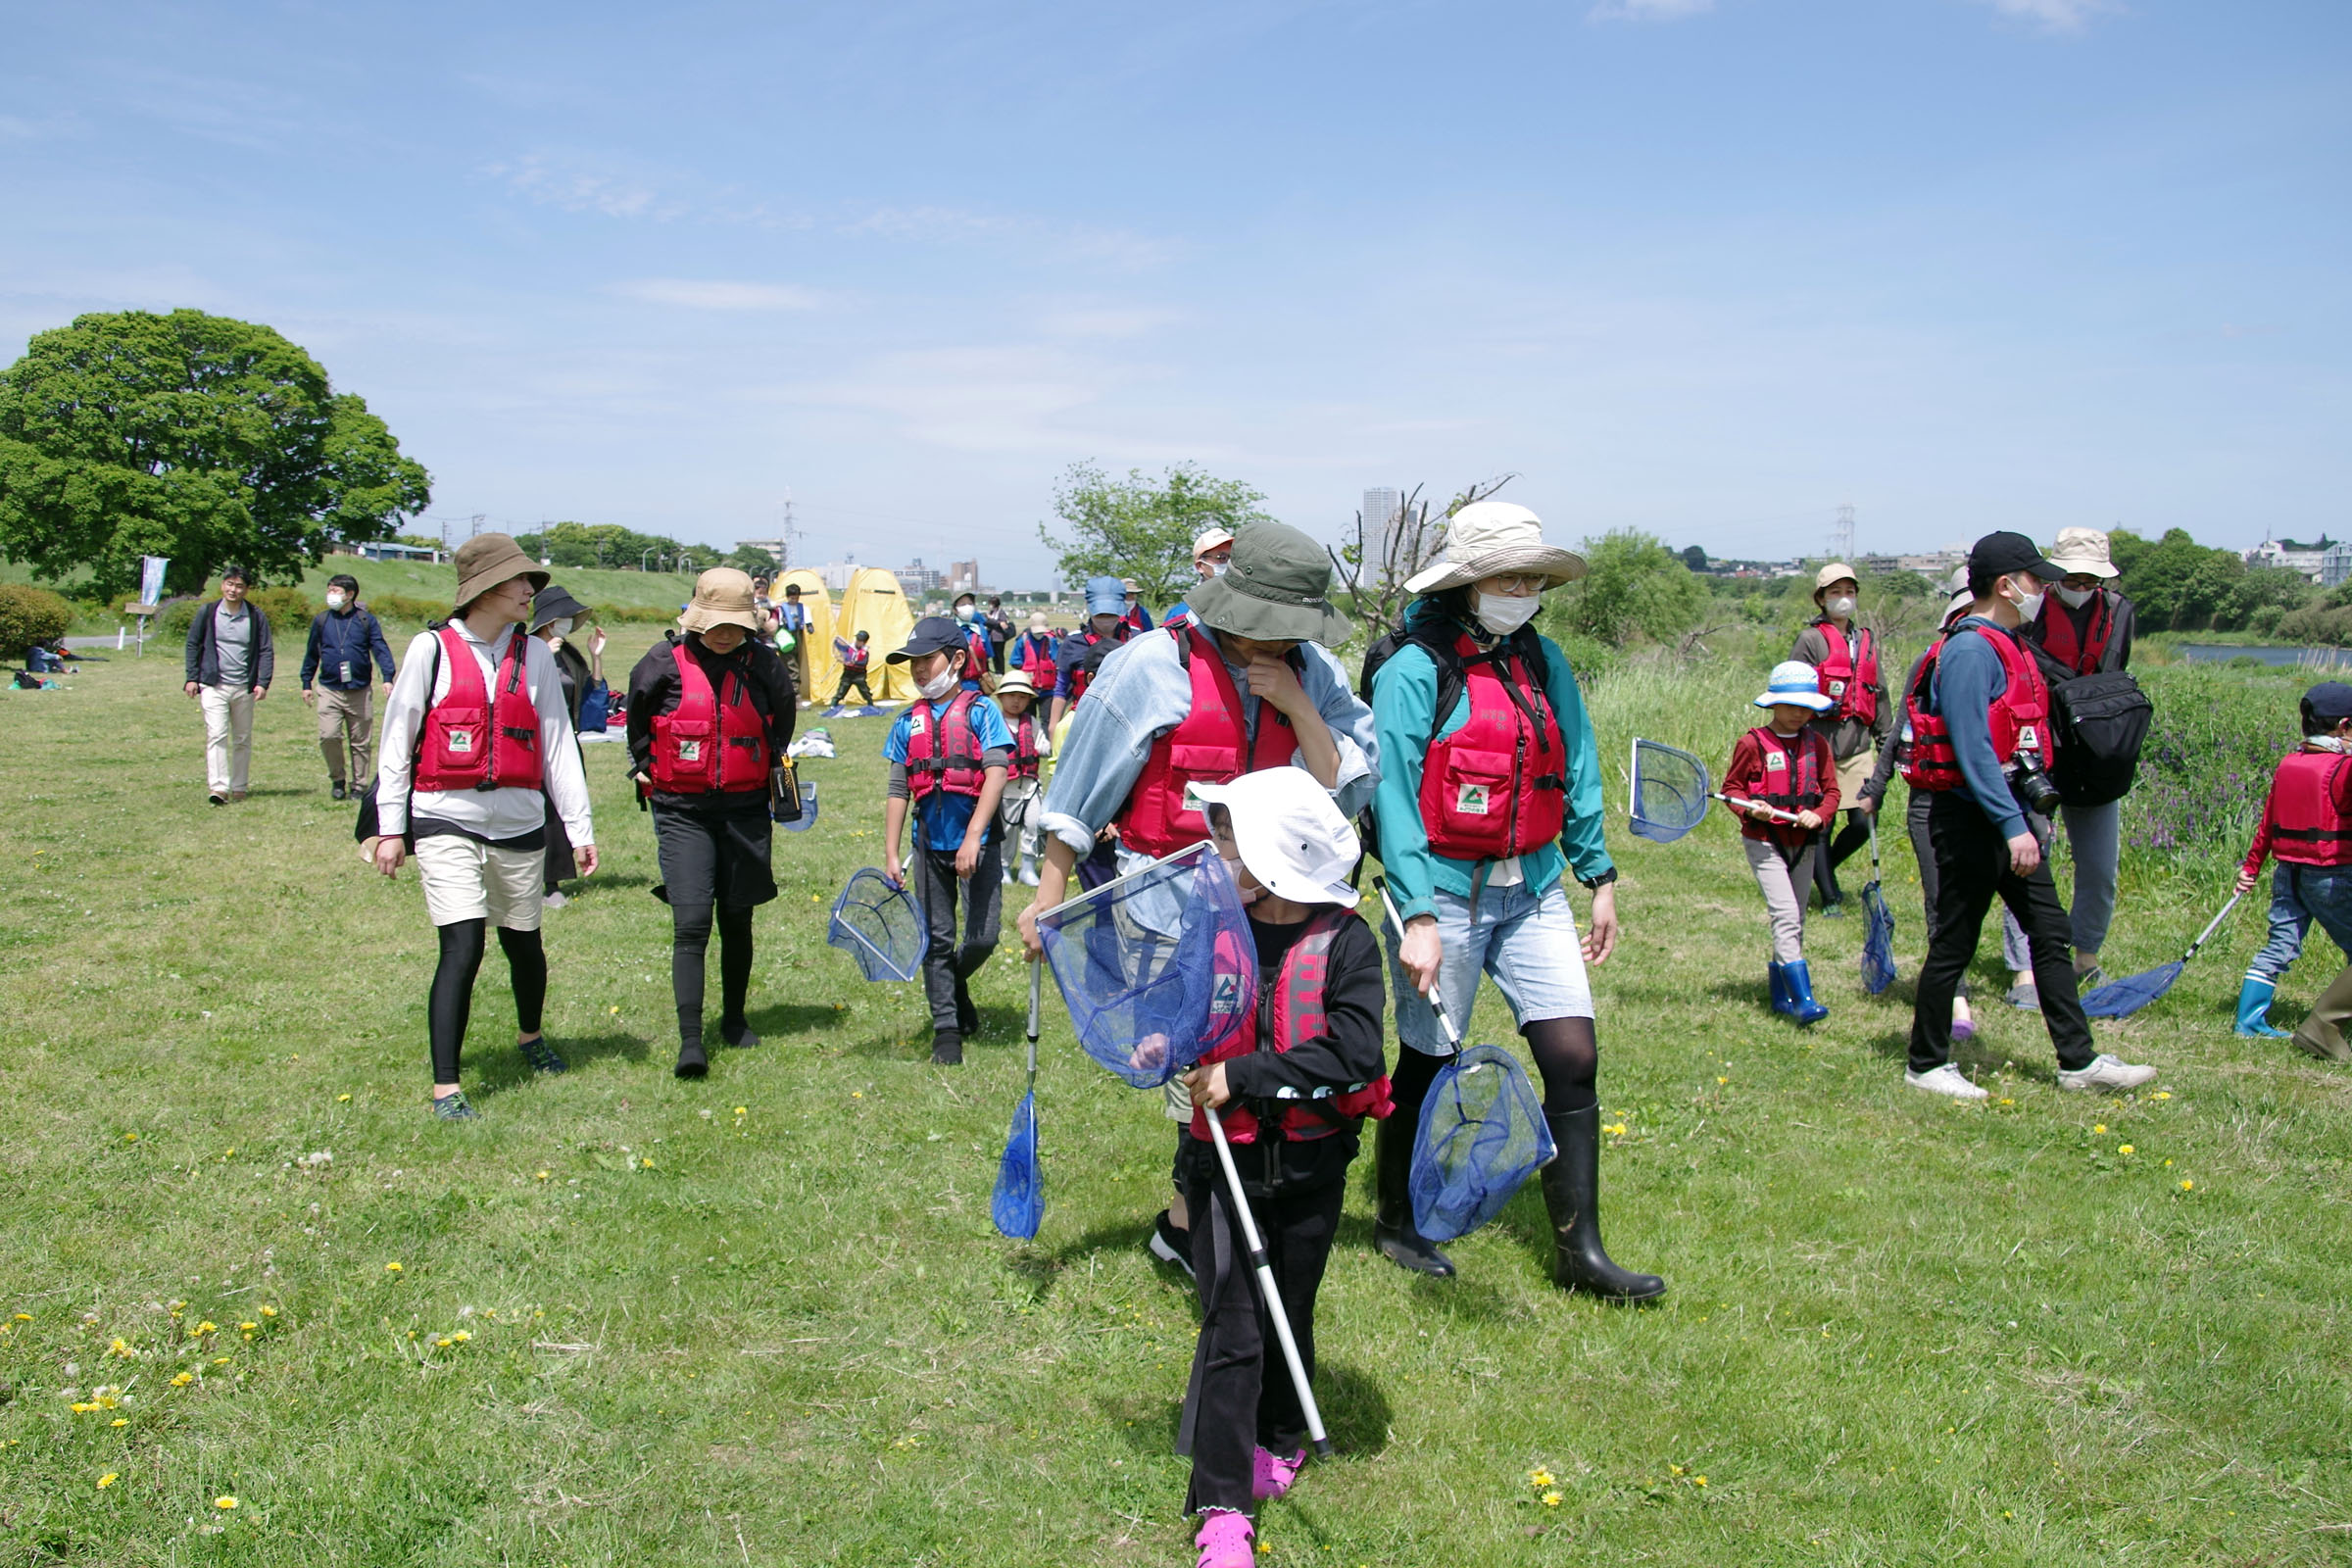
[453,533,550,609]
[996,667,1037,698]
[1403,502,1586,595]
[1814,562,1859,598]
[2045,527,2120,580]
[678,567,766,635]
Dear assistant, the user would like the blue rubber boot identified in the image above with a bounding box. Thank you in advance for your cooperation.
[2235,976,2291,1039]
[1768,961,1794,1019]
[1783,959,1831,1027]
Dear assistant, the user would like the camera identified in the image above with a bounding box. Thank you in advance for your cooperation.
[2007,758,2063,817]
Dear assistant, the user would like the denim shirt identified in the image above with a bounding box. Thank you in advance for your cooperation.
[1037,626,1378,861]
[1370,609,1614,923]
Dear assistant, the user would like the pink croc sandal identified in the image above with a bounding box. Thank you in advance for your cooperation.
[1252,1446,1305,1501]
[1195,1510,1254,1568]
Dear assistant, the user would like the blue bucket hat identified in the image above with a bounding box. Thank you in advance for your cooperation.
[1084,575,1127,617]
[1754,660,1837,712]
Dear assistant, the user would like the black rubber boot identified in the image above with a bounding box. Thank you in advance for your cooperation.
[674,1041,709,1079]
[931,1031,963,1066]
[1372,1109,1454,1277]
[1540,1107,1665,1302]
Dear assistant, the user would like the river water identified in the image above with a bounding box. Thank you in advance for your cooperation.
[2176,644,2352,667]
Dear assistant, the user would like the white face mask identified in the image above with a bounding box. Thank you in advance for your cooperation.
[956,605,974,621]
[915,666,959,702]
[1826,595,1856,618]
[1207,562,1229,577]
[552,615,574,636]
[325,592,347,610]
[2054,585,2094,609]
[2005,577,2045,624]
[1475,592,1542,636]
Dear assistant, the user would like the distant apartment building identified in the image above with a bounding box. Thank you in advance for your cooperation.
[947,560,981,594]
[2247,535,2334,584]
[2322,542,2352,590]
[735,538,787,566]
[820,558,859,592]
[900,557,946,595]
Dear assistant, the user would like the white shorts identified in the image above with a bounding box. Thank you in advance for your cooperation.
[415,835,544,931]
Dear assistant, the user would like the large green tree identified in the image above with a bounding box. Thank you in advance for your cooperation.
[1038,461,1274,609]
[1548,529,1707,647]
[0,309,430,600]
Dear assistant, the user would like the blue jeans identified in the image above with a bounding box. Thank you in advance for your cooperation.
[2245,862,2352,984]
[1382,879,1592,1056]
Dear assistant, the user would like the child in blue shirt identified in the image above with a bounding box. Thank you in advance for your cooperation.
[882,615,1012,1064]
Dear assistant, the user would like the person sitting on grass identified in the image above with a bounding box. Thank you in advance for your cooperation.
[881,616,1011,1065]
[2231,681,2352,1041]
[1724,662,1840,1027]
[371,534,598,1120]
[1175,768,1389,1568]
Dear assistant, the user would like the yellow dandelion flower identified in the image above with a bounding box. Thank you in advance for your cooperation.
[1670,1464,1685,1475]
[1542,1491,1563,1507]
[451,1331,470,1343]
[384,1261,403,1272]
[2092,1124,2105,1134]
[1716,1076,1728,1085]
[337,1094,352,1102]
[260,1305,276,1317]
[535,1170,551,1180]
[434,1337,452,1348]
[107,1337,134,1357]
[96,1472,118,1489]
[172,1372,193,1387]
[2153,1091,2171,1100]
[2118,1145,2133,1155]
[610,1005,620,1014]
[215,1496,237,1509]
[1528,1468,1554,1488]
[109,1417,126,1427]
[733,1106,747,1116]
[2180,1179,2194,1191]
[193,1321,218,1336]
[237,1322,257,1333]
[11,1313,29,1322]
[1693,1476,1708,1487]
[212,1355,230,1364]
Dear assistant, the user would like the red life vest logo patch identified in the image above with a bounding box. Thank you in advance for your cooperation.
[1211,973,1243,1014]
[1764,753,1787,770]
[447,728,474,753]
[1828,679,1847,696]
[1180,781,1209,817]
[2017,725,2039,751]
[677,739,703,762]
[1456,783,1491,815]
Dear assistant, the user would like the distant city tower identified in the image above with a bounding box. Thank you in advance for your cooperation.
[1829,503,1856,564]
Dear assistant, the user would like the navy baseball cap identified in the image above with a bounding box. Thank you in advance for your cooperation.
[888,614,967,664]
[2304,682,2352,723]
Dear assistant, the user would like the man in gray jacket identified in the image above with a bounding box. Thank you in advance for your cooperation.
[181,565,273,805]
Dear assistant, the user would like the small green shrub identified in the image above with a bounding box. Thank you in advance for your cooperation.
[0,583,74,659]
[249,586,313,630]
[595,604,678,625]
[367,593,446,624]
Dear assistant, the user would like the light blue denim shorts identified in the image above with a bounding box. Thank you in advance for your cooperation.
[1383,879,1593,1055]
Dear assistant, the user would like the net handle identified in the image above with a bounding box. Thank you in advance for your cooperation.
[1201,1105,1334,1459]
[2181,889,2243,961]
[1711,791,1804,827]
[1373,877,1466,1055]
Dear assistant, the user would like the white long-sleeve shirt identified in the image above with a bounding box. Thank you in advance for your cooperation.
[376,622,594,847]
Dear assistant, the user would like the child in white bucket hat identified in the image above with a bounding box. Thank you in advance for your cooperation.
[1723,662,1842,1026]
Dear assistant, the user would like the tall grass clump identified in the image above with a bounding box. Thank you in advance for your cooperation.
[2120,665,2299,889]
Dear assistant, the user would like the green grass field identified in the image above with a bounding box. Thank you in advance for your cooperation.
[2,640,2346,1566]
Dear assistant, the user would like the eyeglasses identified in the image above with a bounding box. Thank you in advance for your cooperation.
[1482,573,1549,595]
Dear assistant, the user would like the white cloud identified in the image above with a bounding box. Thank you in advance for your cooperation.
[610,279,825,312]
[1589,0,1714,22]
[1973,0,2122,32]
[486,154,683,220]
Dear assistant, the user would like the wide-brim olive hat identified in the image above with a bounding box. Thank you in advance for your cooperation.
[678,567,765,635]
[1185,520,1352,645]
[453,533,550,609]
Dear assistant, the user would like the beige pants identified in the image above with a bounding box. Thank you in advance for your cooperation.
[1744,836,1818,964]
[2293,960,2352,1062]
[316,685,374,786]
[415,836,545,931]
[200,684,255,796]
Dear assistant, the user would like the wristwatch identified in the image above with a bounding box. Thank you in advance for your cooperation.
[1578,867,1619,891]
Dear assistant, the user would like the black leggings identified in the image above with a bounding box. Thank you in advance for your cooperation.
[429,920,546,1083]
[1391,1016,1598,1116]
[672,903,755,1047]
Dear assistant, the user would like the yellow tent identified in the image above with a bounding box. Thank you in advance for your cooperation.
[775,567,836,701]
[836,566,918,702]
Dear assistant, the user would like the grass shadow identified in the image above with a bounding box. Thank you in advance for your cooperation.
[469,1031,651,1097]
[740,1001,856,1039]
[1003,1218,1164,1301]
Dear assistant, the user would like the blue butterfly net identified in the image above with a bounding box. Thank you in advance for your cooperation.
[1630,739,1711,844]
[1409,1044,1558,1243]
[1861,878,1897,995]
[1037,842,1256,1089]
[827,868,923,983]
[991,1090,1042,1239]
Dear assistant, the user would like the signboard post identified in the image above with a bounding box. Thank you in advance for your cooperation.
[132,556,169,658]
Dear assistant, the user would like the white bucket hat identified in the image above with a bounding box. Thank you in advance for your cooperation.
[1754,660,1836,712]
[1404,502,1587,595]
[2045,527,2119,580]
[1188,767,1360,907]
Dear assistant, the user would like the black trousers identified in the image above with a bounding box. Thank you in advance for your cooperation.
[1910,793,2095,1075]
[652,803,775,1047]
[1180,1149,1345,1517]
[833,669,873,705]
[910,839,1003,1033]
[1904,788,1970,1000]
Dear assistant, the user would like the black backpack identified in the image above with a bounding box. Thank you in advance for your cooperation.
[1353,615,1554,862]
[2047,668,2152,808]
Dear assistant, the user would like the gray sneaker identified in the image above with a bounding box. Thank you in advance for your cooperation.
[431,1090,478,1120]
[2056,1054,2158,1093]
[2006,982,2041,1012]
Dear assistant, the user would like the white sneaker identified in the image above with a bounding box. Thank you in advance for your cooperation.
[541,891,567,909]
[1905,1063,1989,1101]
[2056,1054,2158,1092]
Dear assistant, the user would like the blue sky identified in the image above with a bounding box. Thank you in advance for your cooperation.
[5,1,2346,585]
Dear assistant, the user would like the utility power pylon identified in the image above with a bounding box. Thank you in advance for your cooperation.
[1828,503,1856,564]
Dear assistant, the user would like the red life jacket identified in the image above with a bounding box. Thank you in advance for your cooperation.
[2266,750,2352,866]
[1060,626,1126,707]
[649,642,770,795]
[905,691,989,802]
[840,640,870,669]
[962,623,991,673]
[1117,625,1296,858]
[414,626,544,793]
[1011,631,1055,672]
[1812,620,1880,724]
[1193,907,1393,1146]
[1417,631,1568,861]
[1740,726,1828,849]
[1900,622,2053,793]
[2032,591,2114,678]
[1006,713,1043,781]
